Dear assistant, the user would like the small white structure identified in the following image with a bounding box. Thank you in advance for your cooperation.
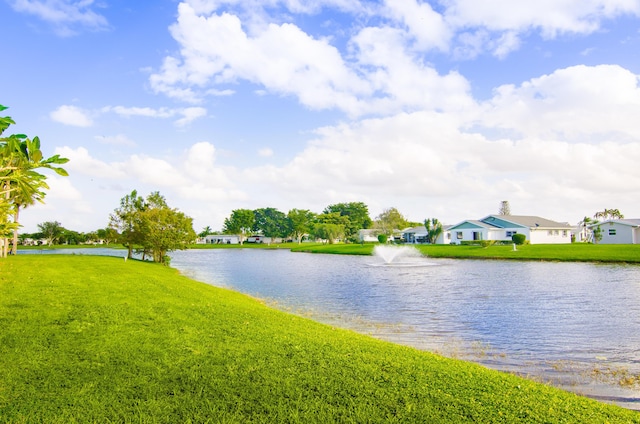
[590,219,640,244]
[402,226,451,244]
[448,215,573,245]
[358,229,379,243]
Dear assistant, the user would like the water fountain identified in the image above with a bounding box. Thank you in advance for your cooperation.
[373,244,423,265]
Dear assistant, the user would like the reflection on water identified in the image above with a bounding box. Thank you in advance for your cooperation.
[21,247,640,409]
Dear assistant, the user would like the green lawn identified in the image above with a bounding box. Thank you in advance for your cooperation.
[1,256,638,423]
[291,242,640,263]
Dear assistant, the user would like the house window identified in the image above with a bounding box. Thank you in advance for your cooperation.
[456,232,463,239]
[562,230,567,237]
[506,231,517,237]
[447,233,451,239]
[548,230,553,236]
[554,230,559,235]
[609,229,616,236]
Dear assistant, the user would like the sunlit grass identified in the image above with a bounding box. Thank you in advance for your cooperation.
[1,255,638,423]
[291,242,640,263]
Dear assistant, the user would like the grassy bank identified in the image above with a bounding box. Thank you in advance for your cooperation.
[1,256,638,423]
[291,242,640,263]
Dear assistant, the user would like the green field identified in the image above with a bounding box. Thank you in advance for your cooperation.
[291,242,640,263]
[1,255,639,423]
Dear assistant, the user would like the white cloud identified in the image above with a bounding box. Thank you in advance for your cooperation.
[150,3,474,116]
[151,4,369,110]
[105,105,207,127]
[443,0,640,37]
[94,134,136,147]
[478,65,640,141]
[175,107,208,127]
[50,105,93,127]
[9,0,109,36]
[55,146,127,178]
[384,0,451,51]
[44,174,83,200]
[258,147,274,157]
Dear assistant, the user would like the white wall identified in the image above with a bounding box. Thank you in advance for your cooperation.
[597,222,636,244]
[529,228,572,244]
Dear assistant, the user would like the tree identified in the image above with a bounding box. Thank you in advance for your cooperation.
[198,226,213,238]
[312,223,344,244]
[96,227,119,245]
[1,104,68,256]
[499,200,511,216]
[424,218,443,244]
[223,209,255,244]
[594,208,624,221]
[37,221,64,245]
[135,193,196,264]
[375,207,409,236]
[323,202,372,242]
[287,209,315,244]
[109,190,145,259]
[253,207,289,244]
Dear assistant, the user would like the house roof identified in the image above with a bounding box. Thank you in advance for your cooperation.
[403,226,427,234]
[403,225,453,234]
[482,215,572,229]
[448,220,501,230]
[591,219,640,227]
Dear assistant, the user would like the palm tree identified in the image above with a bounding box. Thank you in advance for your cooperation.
[199,225,213,238]
[424,218,443,244]
[1,113,68,256]
[593,208,625,221]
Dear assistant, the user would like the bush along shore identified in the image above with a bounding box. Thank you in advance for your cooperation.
[1,255,639,423]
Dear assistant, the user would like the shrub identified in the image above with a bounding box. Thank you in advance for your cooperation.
[377,234,388,243]
[512,234,526,245]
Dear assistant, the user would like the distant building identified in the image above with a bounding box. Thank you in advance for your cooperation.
[199,235,240,244]
[448,215,573,244]
[590,219,640,244]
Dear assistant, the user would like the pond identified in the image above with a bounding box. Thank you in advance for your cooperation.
[20,246,640,409]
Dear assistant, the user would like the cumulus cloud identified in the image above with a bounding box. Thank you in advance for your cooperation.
[9,0,109,36]
[443,0,640,37]
[383,0,451,51]
[150,2,475,116]
[50,105,93,127]
[148,0,640,115]
[44,174,83,200]
[54,142,243,205]
[55,146,127,178]
[477,64,640,141]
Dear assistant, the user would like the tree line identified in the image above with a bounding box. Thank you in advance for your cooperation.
[219,204,445,245]
[221,202,373,245]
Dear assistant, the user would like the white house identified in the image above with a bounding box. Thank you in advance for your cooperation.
[358,228,404,243]
[590,219,640,244]
[199,235,240,244]
[402,225,452,244]
[448,215,573,245]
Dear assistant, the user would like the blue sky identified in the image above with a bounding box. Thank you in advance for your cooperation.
[2,0,640,234]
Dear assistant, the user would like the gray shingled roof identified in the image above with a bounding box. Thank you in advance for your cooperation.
[483,215,572,228]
